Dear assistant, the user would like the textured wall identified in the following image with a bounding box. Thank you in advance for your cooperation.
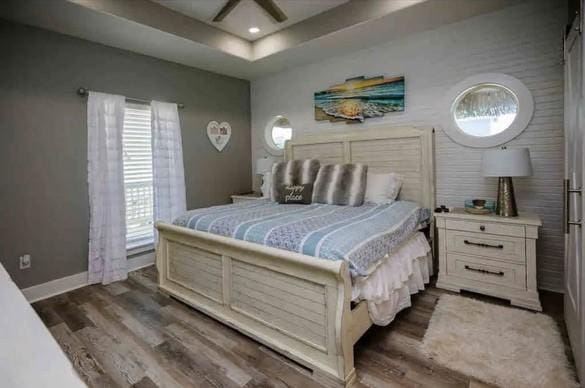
[251,1,566,291]
[0,20,251,288]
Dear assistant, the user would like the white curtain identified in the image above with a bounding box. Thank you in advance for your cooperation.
[151,100,187,241]
[87,92,128,285]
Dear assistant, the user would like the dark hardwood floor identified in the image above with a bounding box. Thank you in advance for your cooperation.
[33,266,566,388]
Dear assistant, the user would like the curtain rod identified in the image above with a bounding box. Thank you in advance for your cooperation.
[76,87,185,109]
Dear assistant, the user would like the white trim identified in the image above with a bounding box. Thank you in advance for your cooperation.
[127,243,154,257]
[21,271,89,304]
[442,73,535,148]
[21,252,156,303]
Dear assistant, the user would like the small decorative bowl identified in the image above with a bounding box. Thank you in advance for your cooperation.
[472,199,486,209]
[464,199,496,214]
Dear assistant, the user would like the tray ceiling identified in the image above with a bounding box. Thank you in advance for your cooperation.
[0,0,524,79]
[151,0,348,41]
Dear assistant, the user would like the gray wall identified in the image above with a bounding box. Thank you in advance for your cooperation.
[0,20,252,288]
[251,0,566,291]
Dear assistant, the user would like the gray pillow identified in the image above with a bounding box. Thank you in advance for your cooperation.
[312,163,368,206]
[270,159,320,202]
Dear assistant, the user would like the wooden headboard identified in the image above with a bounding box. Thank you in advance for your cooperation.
[285,126,435,210]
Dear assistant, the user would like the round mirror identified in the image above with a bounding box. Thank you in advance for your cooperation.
[264,115,293,155]
[443,74,534,148]
[453,84,518,137]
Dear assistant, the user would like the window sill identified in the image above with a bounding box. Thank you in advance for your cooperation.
[127,243,154,258]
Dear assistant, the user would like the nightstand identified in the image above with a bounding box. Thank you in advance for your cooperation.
[435,209,542,311]
[231,193,263,204]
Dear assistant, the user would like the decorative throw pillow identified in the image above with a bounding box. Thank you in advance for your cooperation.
[312,163,368,206]
[365,172,403,204]
[277,183,313,204]
[270,159,320,201]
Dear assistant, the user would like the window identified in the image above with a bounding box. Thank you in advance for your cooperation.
[453,84,518,137]
[123,103,154,249]
[442,73,534,148]
[271,118,292,149]
[264,115,292,155]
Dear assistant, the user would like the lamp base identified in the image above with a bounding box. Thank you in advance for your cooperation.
[496,177,518,217]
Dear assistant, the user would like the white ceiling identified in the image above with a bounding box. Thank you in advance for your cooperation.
[0,0,524,80]
[152,0,348,40]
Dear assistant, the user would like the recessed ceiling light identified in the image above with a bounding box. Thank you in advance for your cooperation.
[249,26,260,34]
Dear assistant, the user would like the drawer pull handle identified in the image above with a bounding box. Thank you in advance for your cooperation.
[464,265,505,277]
[479,225,486,231]
[463,240,504,249]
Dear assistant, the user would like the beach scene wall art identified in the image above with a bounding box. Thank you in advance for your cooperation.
[314,75,405,123]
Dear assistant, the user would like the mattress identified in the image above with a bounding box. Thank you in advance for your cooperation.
[173,199,429,277]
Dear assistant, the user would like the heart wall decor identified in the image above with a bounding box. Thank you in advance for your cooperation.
[207,121,232,152]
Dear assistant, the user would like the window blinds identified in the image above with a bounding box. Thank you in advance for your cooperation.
[122,103,154,249]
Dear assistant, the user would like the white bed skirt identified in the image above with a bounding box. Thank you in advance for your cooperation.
[352,232,431,325]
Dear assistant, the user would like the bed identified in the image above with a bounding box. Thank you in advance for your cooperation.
[156,126,435,386]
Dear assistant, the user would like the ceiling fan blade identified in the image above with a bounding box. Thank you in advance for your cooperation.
[254,0,288,23]
[213,0,241,22]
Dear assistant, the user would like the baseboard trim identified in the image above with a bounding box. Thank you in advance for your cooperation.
[21,271,89,304]
[21,253,156,303]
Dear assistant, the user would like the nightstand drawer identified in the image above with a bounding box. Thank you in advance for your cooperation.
[446,253,526,289]
[446,230,525,264]
[445,219,525,238]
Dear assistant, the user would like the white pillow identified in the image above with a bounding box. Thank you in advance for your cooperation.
[365,172,403,204]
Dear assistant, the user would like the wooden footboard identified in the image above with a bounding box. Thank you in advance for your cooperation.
[156,221,370,386]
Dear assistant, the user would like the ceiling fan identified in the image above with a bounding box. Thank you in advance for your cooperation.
[213,0,288,23]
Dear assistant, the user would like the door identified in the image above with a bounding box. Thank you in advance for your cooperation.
[565,10,585,383]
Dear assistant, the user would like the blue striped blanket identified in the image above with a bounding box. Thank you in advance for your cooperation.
[173,200,429,277]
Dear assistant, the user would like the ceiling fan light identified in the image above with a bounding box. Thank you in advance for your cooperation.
[249,26,260,34]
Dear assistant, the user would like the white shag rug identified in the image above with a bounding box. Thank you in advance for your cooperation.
[421,294,578,388]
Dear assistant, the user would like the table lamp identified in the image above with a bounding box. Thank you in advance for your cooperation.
[481,147,532,217]
[255,157,273,196]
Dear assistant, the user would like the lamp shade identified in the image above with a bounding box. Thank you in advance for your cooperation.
[255,157,273,174]
[481,147,533,177]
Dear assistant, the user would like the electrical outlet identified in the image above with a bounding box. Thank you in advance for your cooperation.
[19,254,31,270]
